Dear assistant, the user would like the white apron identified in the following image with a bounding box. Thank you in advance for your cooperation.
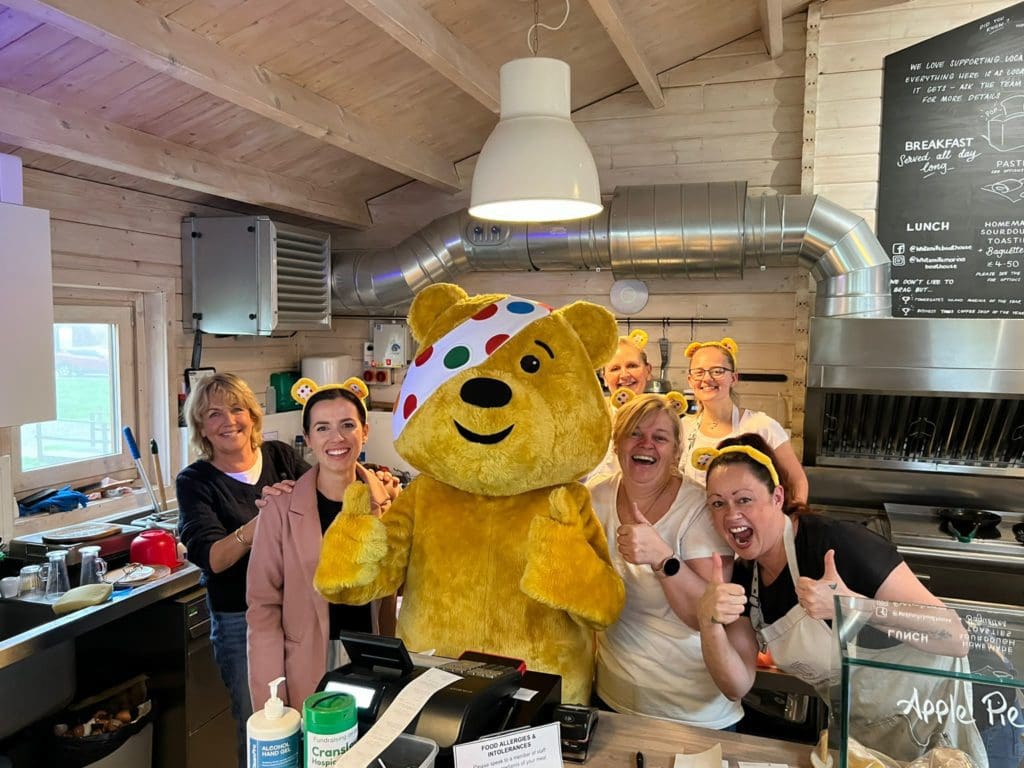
[750,519,986,765]
[749,517,837,695]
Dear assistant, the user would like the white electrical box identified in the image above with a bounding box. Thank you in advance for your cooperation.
[371,322,409,368]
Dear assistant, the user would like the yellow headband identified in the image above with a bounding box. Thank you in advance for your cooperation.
[691,444,780,487]
[610,387,688,415]
[620,329,648,351]
[291,376,370,420]
[684,337,739,366]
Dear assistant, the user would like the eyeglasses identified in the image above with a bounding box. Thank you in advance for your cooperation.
[688,367,733,380]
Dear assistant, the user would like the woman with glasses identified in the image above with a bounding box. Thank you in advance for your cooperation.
[681,338,808,503]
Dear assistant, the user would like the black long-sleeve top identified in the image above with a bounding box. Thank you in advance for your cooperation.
[177,440,309,612]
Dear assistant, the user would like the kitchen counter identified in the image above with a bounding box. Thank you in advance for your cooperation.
[0,562,201,669]
[0,558,201,741]
[589,711,812,768]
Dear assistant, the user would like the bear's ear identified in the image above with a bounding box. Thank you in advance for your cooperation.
[559,301,618,368]
[610,387,636,409]
[665,391,689,417]
[408,283,468,343]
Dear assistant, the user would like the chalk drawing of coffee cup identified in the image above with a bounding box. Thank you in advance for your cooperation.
[982,178,1024,203]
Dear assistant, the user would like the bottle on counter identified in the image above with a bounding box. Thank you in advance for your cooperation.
[304,691,358,768]
[247,677,300,768]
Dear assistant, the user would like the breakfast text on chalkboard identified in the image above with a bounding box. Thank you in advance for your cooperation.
[878,5,1024,317]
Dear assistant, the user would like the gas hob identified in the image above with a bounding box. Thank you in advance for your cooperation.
[885,503,1024,560]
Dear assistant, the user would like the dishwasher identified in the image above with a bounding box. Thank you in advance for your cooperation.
[76,587,235,768]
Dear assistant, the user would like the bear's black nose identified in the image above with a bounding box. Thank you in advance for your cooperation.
[460,377,512,408]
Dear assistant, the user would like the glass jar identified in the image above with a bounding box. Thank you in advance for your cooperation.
[43,549,70,601]
[78,545,107,586]
[17,564,43,597]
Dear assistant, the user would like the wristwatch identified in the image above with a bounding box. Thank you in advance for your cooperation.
[653,556,681,577]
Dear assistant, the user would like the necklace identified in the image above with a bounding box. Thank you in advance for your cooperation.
[621,476,675,525]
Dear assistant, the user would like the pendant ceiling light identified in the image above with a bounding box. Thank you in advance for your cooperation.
[469,3,602,223]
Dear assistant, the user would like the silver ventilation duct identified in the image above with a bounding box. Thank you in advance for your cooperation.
[332,182,891,318]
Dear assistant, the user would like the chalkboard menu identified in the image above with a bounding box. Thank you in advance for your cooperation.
[878,3,1024,318]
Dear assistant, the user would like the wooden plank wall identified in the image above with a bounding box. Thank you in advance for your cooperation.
[13,10,814,482]
[17,168,308,475]
[810,0,1012,227]
[328,16,813,451]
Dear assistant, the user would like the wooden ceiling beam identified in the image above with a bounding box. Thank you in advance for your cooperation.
[5,0,462,192]
[344,0,500,114]
[759,0,784,59]
[0,86,371,228]
[584,0,664,109]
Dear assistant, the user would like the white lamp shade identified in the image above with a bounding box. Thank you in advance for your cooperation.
[469,58,602,222]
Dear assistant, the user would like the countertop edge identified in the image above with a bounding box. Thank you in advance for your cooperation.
[0,565,202,668]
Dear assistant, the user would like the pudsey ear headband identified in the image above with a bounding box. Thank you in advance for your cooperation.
[691,444,780,487]
[291,376,370,420]
[610,387,688,416]
[684,337,739,365]
[621,329,648,351]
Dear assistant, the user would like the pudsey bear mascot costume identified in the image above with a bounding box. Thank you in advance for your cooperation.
[314,283,626,702]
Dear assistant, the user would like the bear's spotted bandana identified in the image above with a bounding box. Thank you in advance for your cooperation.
[393,295,552,440]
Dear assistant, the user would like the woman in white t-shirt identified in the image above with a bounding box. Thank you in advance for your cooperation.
[587,393,742,729]
[680,337,808,503]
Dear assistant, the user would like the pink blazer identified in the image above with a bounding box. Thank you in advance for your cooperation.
[246,464,389,710]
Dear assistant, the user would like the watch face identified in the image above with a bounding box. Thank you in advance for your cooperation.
[662,557,681,577]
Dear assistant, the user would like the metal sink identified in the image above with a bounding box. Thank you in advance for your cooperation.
[0,599,75,740]
[0,598,57,641]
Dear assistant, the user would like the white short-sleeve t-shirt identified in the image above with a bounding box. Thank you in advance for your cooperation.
[680,406,789,487]
[587,475,742,728]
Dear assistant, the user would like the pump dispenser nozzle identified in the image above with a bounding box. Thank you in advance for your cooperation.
[265,676,286,720]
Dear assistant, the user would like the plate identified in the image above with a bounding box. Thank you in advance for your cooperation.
[105,564,164,585]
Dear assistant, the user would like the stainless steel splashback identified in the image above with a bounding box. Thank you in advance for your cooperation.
[804,317,1024,499]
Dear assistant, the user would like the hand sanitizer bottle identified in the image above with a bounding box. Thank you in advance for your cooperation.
[246,676,301,768]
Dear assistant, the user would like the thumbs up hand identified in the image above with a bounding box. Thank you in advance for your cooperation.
[698,552,747,629]
[616,503,672,567]
[795,549,849,620]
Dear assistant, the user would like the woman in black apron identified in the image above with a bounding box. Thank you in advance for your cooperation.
[695,434,984,765]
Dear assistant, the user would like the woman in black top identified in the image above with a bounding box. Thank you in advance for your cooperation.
[177,373,308,768]
[696,434,977,763]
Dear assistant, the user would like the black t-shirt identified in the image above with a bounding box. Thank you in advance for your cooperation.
[176,441,309,612]
[316,489,373,638]
[732,515,903,625]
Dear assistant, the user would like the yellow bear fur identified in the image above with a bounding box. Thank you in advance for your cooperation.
[315,283,626,703]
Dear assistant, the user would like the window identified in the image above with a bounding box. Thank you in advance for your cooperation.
[14,303,137,492]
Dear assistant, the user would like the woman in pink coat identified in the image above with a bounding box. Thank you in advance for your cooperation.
[246,380,397,710]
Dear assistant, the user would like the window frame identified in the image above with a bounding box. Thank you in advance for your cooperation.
[12,300,138,493]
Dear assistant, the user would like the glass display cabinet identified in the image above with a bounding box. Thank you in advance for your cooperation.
[835,596,1024,768]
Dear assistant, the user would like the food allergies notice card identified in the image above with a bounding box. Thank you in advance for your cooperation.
[453,722,562,768]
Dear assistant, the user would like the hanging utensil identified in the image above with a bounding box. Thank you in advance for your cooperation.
[658,319,670,382]
[149,439,169,513]
[122,427,162,514]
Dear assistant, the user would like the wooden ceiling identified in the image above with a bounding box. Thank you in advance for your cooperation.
[0,0,810,241]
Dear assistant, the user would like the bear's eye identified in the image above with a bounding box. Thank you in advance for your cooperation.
[520,355,541,374]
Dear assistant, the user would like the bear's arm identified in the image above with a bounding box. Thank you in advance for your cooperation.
[520,482,625,631]
[314,479,414,604]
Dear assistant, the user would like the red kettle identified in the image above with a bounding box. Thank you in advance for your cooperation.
[130,529,183,568]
